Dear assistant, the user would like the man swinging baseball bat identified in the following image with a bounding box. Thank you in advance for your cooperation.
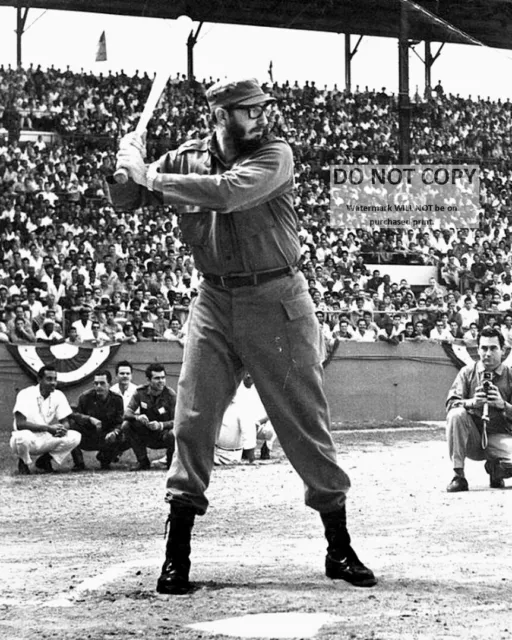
[109,76,377,595]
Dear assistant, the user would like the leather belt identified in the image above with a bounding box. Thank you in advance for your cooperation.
[203,266,294,289]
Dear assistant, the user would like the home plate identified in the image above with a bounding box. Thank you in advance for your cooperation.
[187,612,343,638]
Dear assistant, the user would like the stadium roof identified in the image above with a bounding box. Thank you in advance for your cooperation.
[2,0,512,50]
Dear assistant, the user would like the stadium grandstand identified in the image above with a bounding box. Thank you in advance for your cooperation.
[1,0,512,353]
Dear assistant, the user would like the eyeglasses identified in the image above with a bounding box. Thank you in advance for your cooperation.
[229,103,272,119]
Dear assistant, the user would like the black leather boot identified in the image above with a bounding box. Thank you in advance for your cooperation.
[71,447,86,471]
[35,452,53,473]
[321,507,377,587]
[156,503,196,595]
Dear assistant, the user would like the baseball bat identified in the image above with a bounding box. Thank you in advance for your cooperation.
[113,69,170,184]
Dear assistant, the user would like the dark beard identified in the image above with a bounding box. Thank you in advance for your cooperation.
[226,119,266,156]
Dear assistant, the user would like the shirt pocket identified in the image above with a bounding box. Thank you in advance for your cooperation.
[281,291,322,368]
[179,212,212,247]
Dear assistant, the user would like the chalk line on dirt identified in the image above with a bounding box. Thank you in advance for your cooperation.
[43,557,160,608]
[187,612,344,639]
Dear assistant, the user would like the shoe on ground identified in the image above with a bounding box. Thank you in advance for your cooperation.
[241,448,256,463]
[325,547,377,587]
[499,460,512,475]
[130,460,151,471]
[485,460,505,489]
[96,452,111,470]
[260,442,270,460]
[152,456,168,469]
[446,475,468,492]
[35,453,53,473]
[72,462,86,472]
[18,459,30,475]
[156,568,193,595]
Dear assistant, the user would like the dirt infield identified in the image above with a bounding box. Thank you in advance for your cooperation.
[1,424,511,640]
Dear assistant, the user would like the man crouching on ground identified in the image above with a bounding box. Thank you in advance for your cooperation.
[446,326,512,492]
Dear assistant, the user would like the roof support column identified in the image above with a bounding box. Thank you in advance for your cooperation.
[187,22,203,81]
[424,41,432,97]
[398,2,411,164]
[16,4,30,68]
[344,33,363,94]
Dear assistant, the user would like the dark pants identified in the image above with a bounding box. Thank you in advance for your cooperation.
[122,419,175,466]
[71,424,126,465]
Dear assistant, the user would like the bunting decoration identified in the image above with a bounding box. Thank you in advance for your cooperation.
[6,343,121,388]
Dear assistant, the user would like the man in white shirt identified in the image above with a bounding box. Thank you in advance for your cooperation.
[351,318,377,342]
[35,318,63,343]
[463,323,480,348]
[72,306,95,341]
[214,374,277,464]
[11,365,81,474]
[84,320,111,347]
[163,318,186,346]
[111,360,139,410]
[429,318,454,342]
[459,297,480,331]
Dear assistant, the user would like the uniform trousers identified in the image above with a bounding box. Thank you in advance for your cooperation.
[165,271,350,515]
[71,424,126,464]
[123,420,175,463]
[10,429,82,466]
[446,407,512,469]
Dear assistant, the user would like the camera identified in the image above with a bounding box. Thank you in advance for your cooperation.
[482,371,493,394]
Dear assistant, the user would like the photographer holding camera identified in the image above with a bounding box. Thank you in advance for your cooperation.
[445,326,512,491]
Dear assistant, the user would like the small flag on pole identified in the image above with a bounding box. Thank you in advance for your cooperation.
[268,60,273,83]
[96,31,107,62]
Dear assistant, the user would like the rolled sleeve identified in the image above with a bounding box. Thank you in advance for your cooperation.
[124,390,142,419]
[446,368,468,414]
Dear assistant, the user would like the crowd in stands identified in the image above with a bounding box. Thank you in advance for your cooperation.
[2,64,512,352]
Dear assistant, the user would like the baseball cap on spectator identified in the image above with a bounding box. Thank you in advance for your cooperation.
[206,78,275,110]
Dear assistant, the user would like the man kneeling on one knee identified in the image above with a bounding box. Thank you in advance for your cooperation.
[446,326,512,492]
[122,363,176,471]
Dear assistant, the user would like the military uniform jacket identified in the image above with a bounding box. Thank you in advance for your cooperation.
[72,389,124,433]
[125,384,176,430]
[107,133,301,276]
